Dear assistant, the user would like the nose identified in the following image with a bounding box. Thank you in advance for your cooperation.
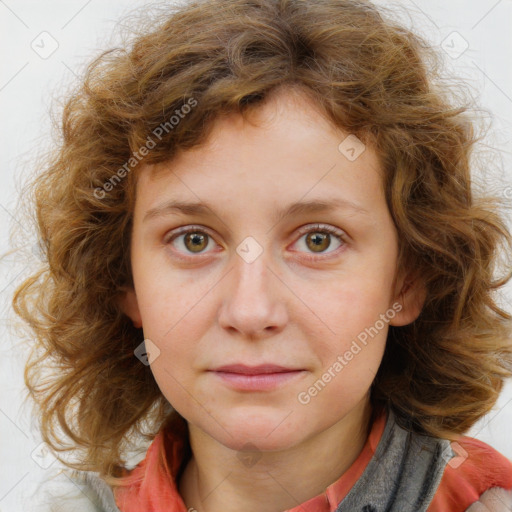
[217,247,288,340]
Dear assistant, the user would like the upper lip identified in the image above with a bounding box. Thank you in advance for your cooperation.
[210,364,303,375]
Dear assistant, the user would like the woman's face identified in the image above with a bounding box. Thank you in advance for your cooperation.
[121,87,424,452]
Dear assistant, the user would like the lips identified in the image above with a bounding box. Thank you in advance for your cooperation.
[211,364,302,375]
[208,364,307,391]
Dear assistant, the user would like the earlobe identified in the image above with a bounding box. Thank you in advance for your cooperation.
[118,287,143,328]
[389,272,427,327]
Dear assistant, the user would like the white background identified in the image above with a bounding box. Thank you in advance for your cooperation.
[0,1,511,510]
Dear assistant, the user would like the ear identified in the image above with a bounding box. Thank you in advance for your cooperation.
[388,269,427,327]
[118,286,143,328]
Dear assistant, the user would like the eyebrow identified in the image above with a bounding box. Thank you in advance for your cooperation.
[142,198,370,222]
[143,197,370,224]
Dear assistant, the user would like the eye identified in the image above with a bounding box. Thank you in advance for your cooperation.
[292,223,347,258]
[164,226,218,258]
[163,223,347,260]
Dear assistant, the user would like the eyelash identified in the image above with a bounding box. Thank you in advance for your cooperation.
[163,223,348,262]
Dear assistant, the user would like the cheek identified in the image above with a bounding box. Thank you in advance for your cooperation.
[297,299,388,420]
[303,273,394,344]
[135,266,209,334]
[295,279,393,406]
[146,326,201,412]
[136,275,215,376]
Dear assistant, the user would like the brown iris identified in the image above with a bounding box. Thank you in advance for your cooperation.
[184,232,208,253]
[306,232,331,252]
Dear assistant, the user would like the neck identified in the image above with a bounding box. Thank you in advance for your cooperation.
[178,399,374,512]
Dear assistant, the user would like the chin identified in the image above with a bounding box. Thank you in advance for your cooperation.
[196,407,309,452]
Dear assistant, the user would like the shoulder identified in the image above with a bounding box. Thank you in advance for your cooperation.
[35,468,120,512]
[428,435,512,511]
[69,470,120,512]
[465,487,512,511]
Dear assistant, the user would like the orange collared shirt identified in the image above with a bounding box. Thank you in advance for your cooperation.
[114,408,388,512]
[114,407,512,512]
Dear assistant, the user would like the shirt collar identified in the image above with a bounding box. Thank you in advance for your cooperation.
[114,406,388,512]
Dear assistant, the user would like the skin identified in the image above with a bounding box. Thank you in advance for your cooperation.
[120,85,425,512]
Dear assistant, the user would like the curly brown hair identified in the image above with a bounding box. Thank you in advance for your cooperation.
[9,0,512,484]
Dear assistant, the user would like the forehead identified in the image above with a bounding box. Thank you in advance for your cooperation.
[133,86,385,220]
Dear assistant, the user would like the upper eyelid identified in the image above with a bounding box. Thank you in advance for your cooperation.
[163,224,217,243]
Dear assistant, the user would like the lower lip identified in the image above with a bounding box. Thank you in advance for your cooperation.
[210,370,306,391]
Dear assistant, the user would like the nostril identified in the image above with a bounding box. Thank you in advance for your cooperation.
[362,506,377,512]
